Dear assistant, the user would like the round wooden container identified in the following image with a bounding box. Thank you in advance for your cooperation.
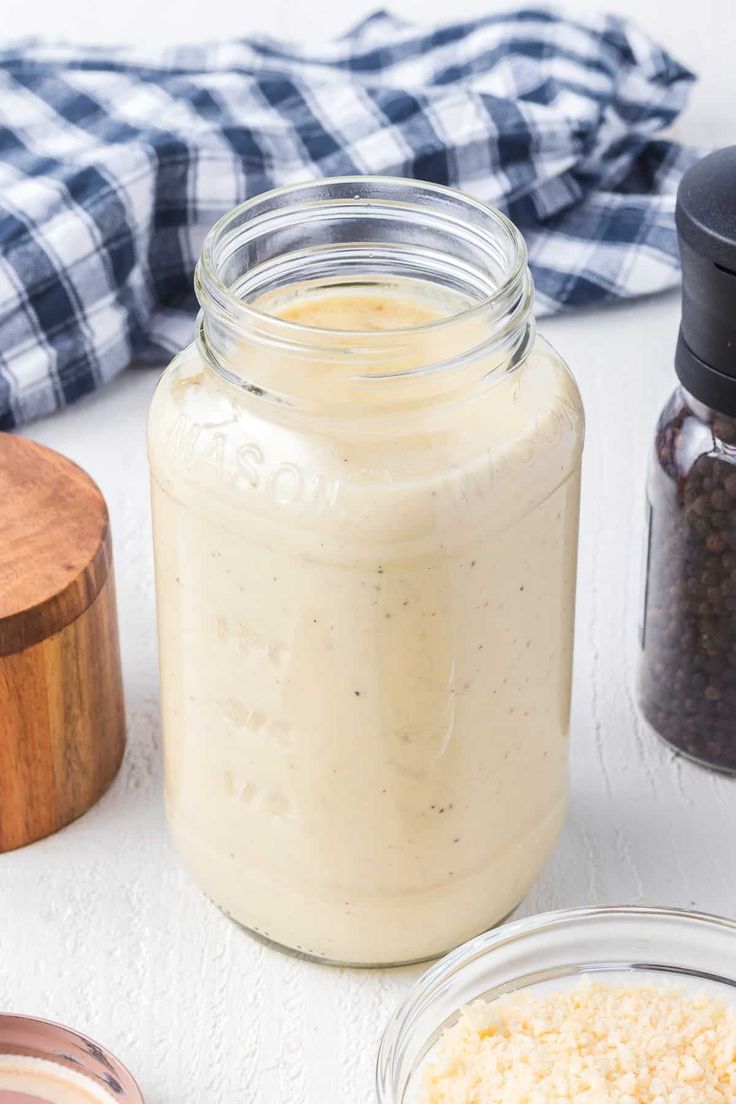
[0,433,126,852]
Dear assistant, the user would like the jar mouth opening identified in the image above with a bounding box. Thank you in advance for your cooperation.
[196,175,530,342]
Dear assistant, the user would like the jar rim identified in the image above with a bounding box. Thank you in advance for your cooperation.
[195,175,530,341]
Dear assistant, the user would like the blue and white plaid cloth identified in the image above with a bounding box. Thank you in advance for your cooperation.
[0,7,696,428]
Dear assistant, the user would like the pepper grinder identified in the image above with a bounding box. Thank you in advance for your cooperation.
[638,146,736,771]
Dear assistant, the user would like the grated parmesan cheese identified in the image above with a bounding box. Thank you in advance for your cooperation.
[419,977,736,1103]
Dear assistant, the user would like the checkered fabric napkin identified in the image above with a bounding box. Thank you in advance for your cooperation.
[0,6,696,428]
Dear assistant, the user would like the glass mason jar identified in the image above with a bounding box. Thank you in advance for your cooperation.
[147,178,584,966]
[639,386,736,771]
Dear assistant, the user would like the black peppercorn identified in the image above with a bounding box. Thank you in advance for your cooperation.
[639,389,736,771]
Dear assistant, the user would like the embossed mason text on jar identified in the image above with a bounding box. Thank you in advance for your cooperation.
[147,178,585,966]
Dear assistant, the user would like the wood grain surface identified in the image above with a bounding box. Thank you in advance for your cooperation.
[0,576,126,851]
[0,434,125,851]
[0,433,112,656]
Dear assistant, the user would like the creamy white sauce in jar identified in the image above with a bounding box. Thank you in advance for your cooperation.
[148,268,583,965]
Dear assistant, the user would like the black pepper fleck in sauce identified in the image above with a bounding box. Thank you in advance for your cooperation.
[638,389,736,772]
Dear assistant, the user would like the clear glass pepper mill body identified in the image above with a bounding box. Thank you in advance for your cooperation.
[639,386,736,771]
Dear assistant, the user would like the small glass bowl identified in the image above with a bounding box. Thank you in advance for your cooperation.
[376,905,736,1104]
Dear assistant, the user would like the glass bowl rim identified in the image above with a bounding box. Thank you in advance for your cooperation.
[376,903,736,1101]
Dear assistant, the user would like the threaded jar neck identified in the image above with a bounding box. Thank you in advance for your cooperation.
[194,177,535,414]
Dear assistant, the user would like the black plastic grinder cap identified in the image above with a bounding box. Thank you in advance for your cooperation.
[675,146,736,416]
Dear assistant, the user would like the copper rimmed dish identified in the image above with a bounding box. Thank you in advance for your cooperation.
[0,1014,143,1103]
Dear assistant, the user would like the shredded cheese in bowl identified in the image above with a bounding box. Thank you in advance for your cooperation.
[419,978,736,1103]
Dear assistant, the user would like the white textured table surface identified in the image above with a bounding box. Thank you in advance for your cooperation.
[2,2,736,1102]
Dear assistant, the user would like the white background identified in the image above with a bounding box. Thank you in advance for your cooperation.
[1,1,736,1102]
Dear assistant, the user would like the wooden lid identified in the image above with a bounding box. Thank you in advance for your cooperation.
[0,433,112,657]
